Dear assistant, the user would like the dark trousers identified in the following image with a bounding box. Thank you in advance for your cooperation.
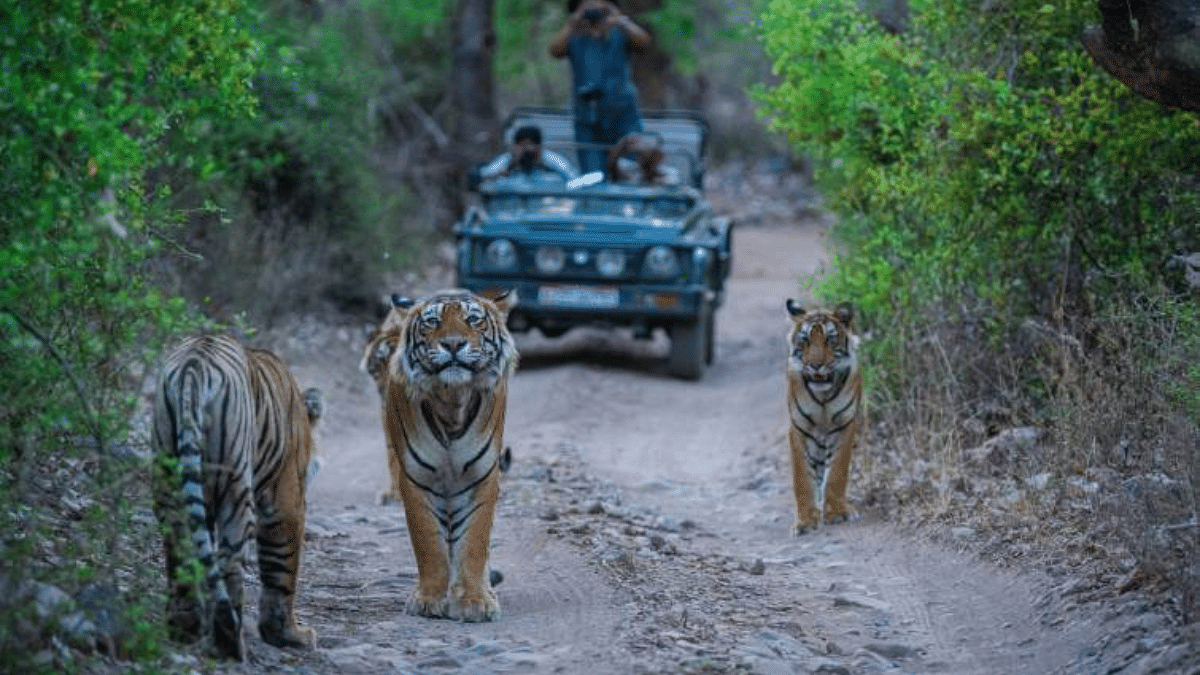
[574,101,643,175]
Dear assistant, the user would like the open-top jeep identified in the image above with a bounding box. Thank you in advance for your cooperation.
[454,107,733,379]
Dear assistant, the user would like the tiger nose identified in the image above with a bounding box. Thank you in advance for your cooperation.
[440,336,467,353]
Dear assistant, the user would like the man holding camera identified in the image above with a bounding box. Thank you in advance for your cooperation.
[477,125,576,184]
[549,0,651,176]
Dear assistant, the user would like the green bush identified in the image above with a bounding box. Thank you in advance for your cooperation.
[1,0,262,669]
[757,0,1199,399]
[173,0,422,320]
[758,0,1198,616]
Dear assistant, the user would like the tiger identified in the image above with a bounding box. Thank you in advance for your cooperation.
[151,335,323,660]
[377,288,517,621]
[785,299,863,535]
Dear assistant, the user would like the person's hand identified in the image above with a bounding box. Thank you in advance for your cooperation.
[602,2,625,29]
[566,5,585,32]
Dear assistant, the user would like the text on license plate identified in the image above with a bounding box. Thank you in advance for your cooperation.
[537,285,619,308]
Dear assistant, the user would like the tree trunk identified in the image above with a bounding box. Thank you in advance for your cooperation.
[1082,0,1200,112]
[450,0,498,168]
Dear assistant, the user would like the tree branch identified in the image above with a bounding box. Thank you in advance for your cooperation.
[1082,0,1200,112]
[3,308,105,453]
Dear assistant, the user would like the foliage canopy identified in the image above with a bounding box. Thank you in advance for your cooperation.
[1,0,264,667]
[757,0,1199,385]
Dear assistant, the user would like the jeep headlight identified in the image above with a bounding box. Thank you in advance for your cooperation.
[691,246,712,281]
[596,249,626,277]
[482,238,518,273]
[643,245,681,279]
[535,245,566,275]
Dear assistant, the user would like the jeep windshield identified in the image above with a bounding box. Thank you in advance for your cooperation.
[481,183,698,222]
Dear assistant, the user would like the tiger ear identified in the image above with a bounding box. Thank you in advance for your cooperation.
[786,298,806,320]
[835,302,854,328]
[391,294,415,310]
[490,289,517,317]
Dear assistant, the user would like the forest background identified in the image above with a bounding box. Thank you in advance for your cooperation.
[1,0,1196,672]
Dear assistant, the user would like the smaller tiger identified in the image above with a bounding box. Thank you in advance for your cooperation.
[785,299,863,535]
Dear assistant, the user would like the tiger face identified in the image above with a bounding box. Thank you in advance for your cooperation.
[394,290,518,391]
[787,299,857,402]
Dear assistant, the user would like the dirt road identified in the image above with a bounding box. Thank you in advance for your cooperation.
[221,174,1188,675]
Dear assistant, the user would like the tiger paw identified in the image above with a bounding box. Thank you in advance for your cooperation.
[448,591,500,623]
[259,622,315,651]
[451,583,501,619]
[823,508,858,526]
[214,599,247,661]
[791,520,818,536]
[405,593,448,619]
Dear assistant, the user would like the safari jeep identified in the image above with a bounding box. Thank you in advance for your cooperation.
[454,107,733,380]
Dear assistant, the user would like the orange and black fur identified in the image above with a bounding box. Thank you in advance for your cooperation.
[376,289,517,621]
[361,296,409,504]
[151,336,322,659]
[785,300,863,535]
[363,296,514,505]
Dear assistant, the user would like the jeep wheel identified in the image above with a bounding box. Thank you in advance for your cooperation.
[668,313,710,380]
[705,312,716,365]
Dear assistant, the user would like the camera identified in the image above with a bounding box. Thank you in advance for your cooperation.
[577,84,603,125]
[578,84,603,102]
[582,7,608,25]
[516,149,537,173]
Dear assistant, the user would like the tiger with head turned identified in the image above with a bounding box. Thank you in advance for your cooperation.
[374,288,517,621]
[786,300,863,535]
[151,335,322,660]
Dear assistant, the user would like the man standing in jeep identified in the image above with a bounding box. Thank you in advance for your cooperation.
[548,0,652,176]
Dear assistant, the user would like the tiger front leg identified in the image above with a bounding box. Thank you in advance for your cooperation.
[447,474,501,622]
[788,425,821,535]
[255,494,316,652]
[822,424,859,526]
[399,473,451,618]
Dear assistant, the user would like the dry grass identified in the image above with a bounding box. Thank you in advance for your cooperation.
[854,294,1198,623]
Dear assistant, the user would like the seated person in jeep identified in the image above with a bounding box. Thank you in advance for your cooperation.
[478,125,577,184]
[605,133,681,186]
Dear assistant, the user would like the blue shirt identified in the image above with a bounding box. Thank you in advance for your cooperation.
[566,26,644,173]
[566,27,640,121]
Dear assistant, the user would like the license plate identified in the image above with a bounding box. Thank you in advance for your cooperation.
[537,285,619,309]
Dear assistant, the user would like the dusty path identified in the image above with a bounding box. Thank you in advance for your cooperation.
[217,178,1180,674]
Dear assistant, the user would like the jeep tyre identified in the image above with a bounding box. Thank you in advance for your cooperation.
[668,312,710,380]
